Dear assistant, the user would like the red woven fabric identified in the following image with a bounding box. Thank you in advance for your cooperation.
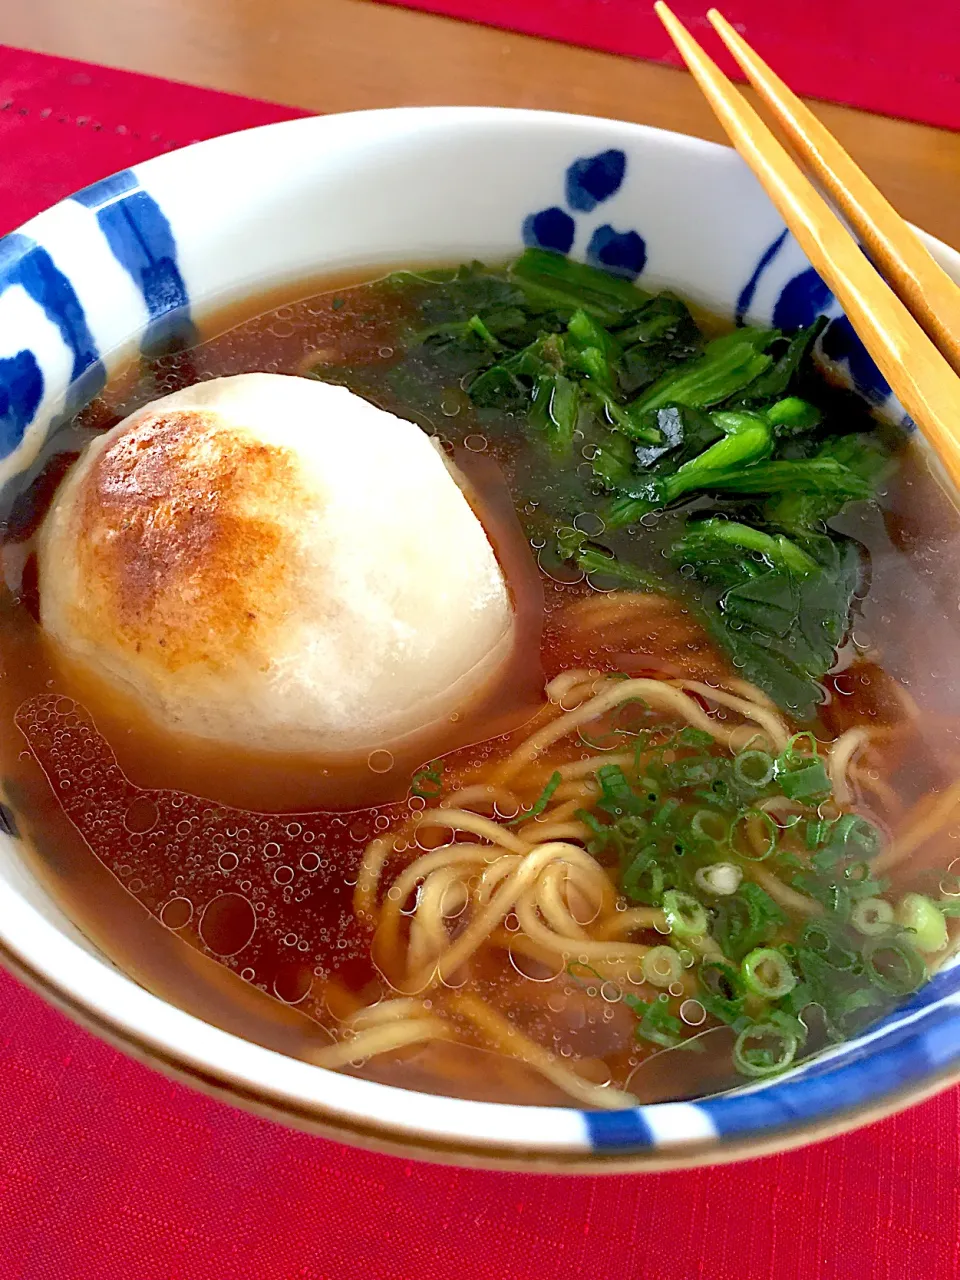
[2,44,960,1280]
[376,0,960,131]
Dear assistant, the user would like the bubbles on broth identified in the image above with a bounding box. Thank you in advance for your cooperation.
[367,749,395,775]
[15,693,391,1026]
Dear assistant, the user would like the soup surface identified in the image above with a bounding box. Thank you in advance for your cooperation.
[3,252,960,1108]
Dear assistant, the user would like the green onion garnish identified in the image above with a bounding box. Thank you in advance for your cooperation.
[642,945,684,988]
[896,893,948,954]
[831,813,883,858]
[850,897,895,936]
[733,1021,799,1077]
[662,890,708,938]
[780,732,821,769]
[733,749,776,790]
[732,809,778,861]
[698,960,747,1025]
[410,761,444,799]
[694,862,743,897]
[596,764,647,816]
[507,770,561,826]
[690,808,730,847]
[622,849,664,905]
[633,996,688,1048]
[778,760,832,802]
[806,817,834,850]
[741,947,797,999]
[715,884,787,962]
[862,936,926,995]
[677,728,714,749]
[799,920,859,972]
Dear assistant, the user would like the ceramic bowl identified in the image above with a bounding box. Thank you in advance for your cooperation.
[2,107,959,1172]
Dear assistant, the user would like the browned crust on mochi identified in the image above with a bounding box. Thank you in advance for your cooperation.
[66,409,312,673]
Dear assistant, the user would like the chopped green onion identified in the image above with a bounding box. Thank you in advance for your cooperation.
[767,1007,809,1047]
[633,777,662,808]
[575,808,608,844]
[732,809,778,861]
[715,883,787,962]
[697,960,746,1025]
[862,936,927,995]
[780,732,821,769]
[595,764,645,815]
[670,757,720,788]
[634,996,687,1048]
[677,728,713,749]
[733,1021,799,1077]
[778,760,832,802]
[690,809,730,846]
[800,921,859,972]
[806,817,834,850]
[411,761,444,799]
[622,850,664,904]
[651,798,682,830]
[742,947,797,999]
[507,771,561,826]
[830,813,883,859]
[896,893,948,954]
[565,960,607,989]
[843,861,872,884]
[694,862,743,897]
[733,750,776,790]
[850,897,895,936]
[642,945,684,989]
[662,890,708,938]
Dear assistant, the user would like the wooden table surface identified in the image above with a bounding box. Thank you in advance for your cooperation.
[2,0,959,249]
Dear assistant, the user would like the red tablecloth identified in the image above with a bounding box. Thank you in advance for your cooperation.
[377,0,960,131]
[2,44,960,1280]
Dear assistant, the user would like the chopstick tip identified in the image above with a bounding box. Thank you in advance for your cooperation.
[706,9,735,37]
[653,1,681,34]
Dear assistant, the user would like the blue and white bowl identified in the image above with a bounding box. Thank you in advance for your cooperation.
[2,107,959,1170]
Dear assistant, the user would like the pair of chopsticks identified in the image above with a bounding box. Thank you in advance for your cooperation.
[654,5,960,490]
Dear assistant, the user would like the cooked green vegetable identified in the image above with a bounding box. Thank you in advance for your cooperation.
[631,328,778,413]
[509,247,652,322]
[372,250,894,717]
[637,411,774,507]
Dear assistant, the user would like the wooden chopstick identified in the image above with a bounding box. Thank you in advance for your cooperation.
[653,2,960,493]
[705,8,960,380]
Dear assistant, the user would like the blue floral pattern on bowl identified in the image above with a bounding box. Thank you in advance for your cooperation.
[0,169,194,461]
[524,149,899,416]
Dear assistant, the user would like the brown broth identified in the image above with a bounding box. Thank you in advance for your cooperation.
[3,268,960,1106]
